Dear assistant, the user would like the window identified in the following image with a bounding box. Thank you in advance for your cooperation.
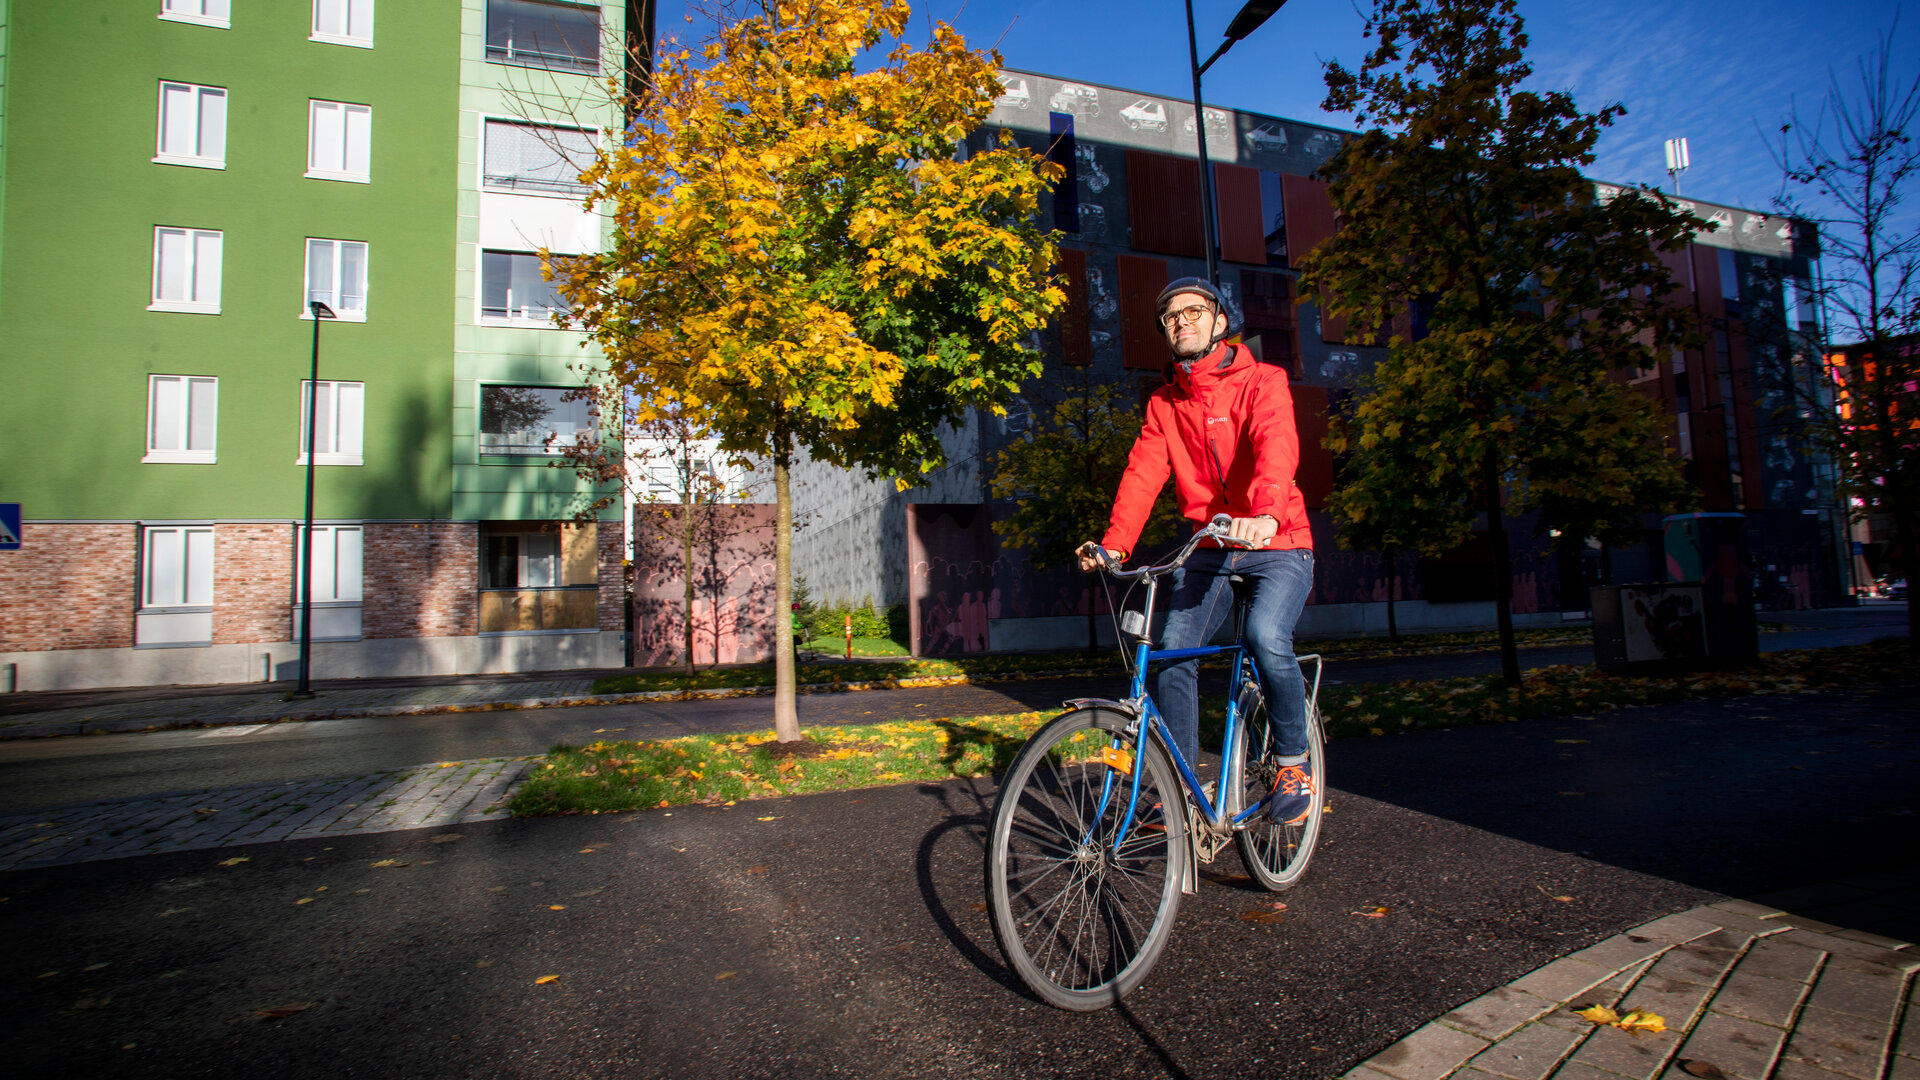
[307,101,371,182]
[482,120,596,195]
[150,227,222,314]
[145,375,218,463]
[480,250,567,323]
[137,525,214,647]
[479,385,593,455]
[161,0,230,28]
[305,238,368,320]
[485,529,560,588]
[293,524,364,640]
[1719,247,1742,320]
[486,0,600,73]
[155,81,226,167]
[311,0,373,47]
[298,380,365,465]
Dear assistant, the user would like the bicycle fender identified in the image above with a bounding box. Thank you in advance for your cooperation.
[1061,697,1138,717]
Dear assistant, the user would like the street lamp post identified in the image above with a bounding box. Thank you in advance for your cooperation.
[1186,0,1290,285]
[295,300,337,698]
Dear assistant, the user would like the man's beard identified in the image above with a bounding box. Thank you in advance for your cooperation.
[1170,333,1216,360]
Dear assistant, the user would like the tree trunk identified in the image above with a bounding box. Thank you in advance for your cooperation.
[682,449,696,678]
[772,454,802,743]
[1385,551,1399,641]
[1482,449,1520,686]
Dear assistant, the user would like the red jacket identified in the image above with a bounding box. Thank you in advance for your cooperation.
[1100,343,1312,558]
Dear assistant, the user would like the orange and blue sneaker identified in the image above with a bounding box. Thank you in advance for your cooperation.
[1267,759,1315,825]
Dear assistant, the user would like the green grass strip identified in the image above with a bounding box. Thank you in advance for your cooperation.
[523,639,1912,818]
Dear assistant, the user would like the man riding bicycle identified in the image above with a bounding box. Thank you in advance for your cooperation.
[1078,277,1316,823]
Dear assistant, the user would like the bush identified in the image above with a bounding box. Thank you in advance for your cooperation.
[808,595,894,641]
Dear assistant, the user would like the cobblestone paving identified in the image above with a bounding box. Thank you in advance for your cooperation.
[0,757,530,872]
[0,679,600,737]
[1345,901,1918,1080]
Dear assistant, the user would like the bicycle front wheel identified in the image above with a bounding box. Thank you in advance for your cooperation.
[1230,680,1325,891]
[984,707,1187,1011]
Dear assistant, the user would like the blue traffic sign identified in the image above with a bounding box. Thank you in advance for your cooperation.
[0,504,18,550]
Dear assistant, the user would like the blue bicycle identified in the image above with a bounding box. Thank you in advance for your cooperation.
[984,515,1327,1010]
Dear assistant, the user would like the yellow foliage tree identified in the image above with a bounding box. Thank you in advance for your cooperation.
[555,0,1064,742]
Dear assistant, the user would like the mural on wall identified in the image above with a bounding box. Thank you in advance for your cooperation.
[631,504,778,666]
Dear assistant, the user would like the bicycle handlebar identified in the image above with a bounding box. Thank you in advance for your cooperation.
[1082,513,1256,581]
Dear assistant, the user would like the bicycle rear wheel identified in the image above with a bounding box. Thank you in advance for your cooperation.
[1230,681,1325,891]
[984,707,1187,1011]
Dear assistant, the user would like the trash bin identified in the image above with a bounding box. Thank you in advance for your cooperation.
[1591,583,1708,675]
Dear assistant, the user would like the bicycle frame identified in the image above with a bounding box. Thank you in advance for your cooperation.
[1074,525,1323,858]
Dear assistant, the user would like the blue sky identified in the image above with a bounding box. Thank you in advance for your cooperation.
[654,0,1914,216]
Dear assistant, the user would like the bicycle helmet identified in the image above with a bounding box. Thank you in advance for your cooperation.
[1154,276,1234,346]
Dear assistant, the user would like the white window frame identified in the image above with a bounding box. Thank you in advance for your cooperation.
[479,249,570,326]
[136,524,216,647]
[306,100,372,183]
[303,238,369,321]
[160,0,230,29]
[478,384,595,456]
[144,374,219,464]
[292,524,366,641]
[155,81,227,168]
[150,226,223,314]
[310,0,374,48]
[480,118,598,197]
[298,380,366,465]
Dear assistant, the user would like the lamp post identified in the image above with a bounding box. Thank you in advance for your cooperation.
[1186,0,1290,285]
[295,299,337,698]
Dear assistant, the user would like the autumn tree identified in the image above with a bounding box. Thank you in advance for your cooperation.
[1302,0,1701,684]
[1324,389,1477,640]
[1768,26,1919,651]
[990,377,1181,652]
[554,0,1064,742]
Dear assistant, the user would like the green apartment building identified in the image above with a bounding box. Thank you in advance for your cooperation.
[0,0,632,691]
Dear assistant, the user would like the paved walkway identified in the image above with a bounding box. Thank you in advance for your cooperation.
[1347,896,1919,1080]
[0,755,529,872]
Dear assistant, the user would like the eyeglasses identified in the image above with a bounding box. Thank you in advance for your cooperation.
[1160,303,1215,329]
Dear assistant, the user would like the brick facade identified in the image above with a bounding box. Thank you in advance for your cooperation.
[0,523,137,652]
[597,519,625,632]
[212,523,294,645]
[362,521,478,639]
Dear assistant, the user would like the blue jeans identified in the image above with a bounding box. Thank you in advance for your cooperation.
[1155,547,1314,766]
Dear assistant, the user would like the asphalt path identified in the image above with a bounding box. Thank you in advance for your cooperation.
[0,617,1904,813]
[7,685,1916,1079]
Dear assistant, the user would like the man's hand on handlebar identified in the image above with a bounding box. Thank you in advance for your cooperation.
[1077,542,1122,573]
[1223,514,1279,549]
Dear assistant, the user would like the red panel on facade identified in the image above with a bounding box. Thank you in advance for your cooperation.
[1281,173,1337,269]
[1125,150,1205,258]
[1117,254,1170,371]
[1291,385,1334,510]
[1214,162,1266,265]
[1058,247,1090,367]
[1691,245,1722,317]
[1240,269,1299,376]
[1691,407,1733,512]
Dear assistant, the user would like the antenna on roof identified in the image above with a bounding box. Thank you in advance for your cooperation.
[1664,137,1690,196]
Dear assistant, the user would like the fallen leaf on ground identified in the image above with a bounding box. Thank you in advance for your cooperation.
[578,848,597,854]
[757,816,780,822]
[1537,885,1575,902]
[193,807,219,815]
[83,962,110,972]
[1576,1004,1621,1025]
[1240,909,1286,923]
[254,1002,315,1019]
[1351,907,1392,918]
[1680,1060,1728,1079]
[969,902,987,912]
[714,971,737,981]
[37,971,58,979]
[369,859,409,868]
[157,907,191,918]
[1618,1010,1667,1033]
[487,886,506,893]
[218,857,250,867]
[745,866,769,874]
[294,897,314,905]
[314,886,328,892]
[475,960,493,968]
[534,974,560,984]
[548,905,566,911]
